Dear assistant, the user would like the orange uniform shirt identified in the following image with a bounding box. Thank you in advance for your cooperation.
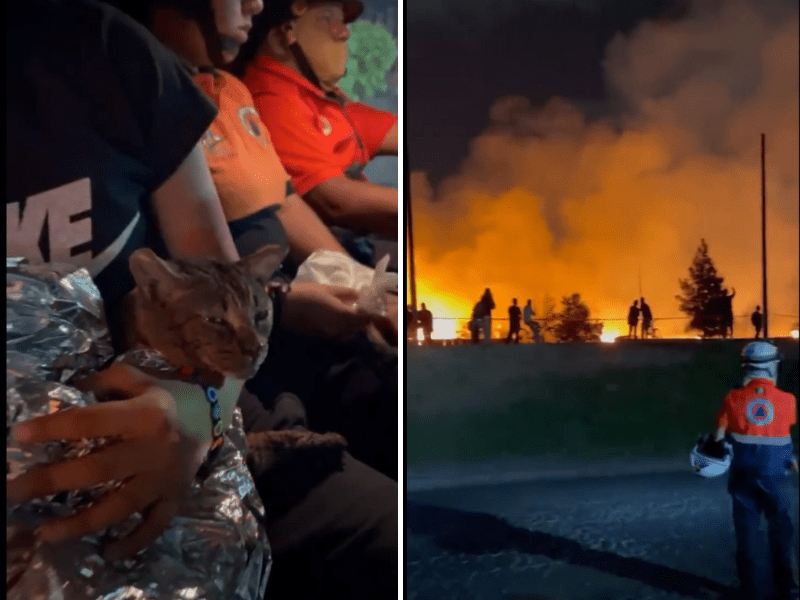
[715,379,797,441]
[241,55,397,196]
[193,69,290,222]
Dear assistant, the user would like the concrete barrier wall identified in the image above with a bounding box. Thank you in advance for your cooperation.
[406,339,799,466]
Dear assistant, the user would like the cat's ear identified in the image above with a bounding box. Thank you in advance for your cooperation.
[129,248,186,301]
[239,245,286,284]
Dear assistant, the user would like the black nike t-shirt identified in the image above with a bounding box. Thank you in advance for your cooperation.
[6,0,218,313]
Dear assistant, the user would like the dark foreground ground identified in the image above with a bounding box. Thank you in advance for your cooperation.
[406,463,800,600]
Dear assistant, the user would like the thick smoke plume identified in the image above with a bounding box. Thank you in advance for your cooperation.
[409,0,799,337]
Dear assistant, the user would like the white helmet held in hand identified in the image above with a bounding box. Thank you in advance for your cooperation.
[690,433,733,478]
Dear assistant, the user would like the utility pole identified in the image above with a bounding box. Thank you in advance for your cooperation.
[761,133,768,338]
[405,142,418,313]
[638,266,642,298]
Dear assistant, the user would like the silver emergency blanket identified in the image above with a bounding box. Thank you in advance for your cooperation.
[7,258,271,600]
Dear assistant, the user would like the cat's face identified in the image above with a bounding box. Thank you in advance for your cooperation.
[128,246,285,379]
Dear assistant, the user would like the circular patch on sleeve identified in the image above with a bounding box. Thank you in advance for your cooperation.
[238,107,268,147]
[746,398,774,426]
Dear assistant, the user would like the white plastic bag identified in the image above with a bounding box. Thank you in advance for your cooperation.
[294,250,398,316]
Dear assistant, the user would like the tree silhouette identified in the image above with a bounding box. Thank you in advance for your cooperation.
[676,238,730,337]
[553,293,602,342]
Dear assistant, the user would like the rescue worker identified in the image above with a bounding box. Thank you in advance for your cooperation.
[233,0,398,263]
[713,341,799,600]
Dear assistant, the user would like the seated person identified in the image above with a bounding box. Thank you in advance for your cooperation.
[233,0,398,255]
[146,0,353,274]
[144,0,398,480]
[7,1,397,598]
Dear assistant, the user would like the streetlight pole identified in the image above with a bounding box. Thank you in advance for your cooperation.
[761,133,768,338]
[406,141,418,313]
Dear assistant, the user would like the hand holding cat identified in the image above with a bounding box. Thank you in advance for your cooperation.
[7,363,203,562]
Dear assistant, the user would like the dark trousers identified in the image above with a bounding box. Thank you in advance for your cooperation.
[728,468,797,600]
[237,389,397,600]
[642,319,652,337]
[246,328,397,480]
[506,322,521,344]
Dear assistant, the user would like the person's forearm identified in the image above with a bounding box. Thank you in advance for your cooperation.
[279,281,370,339]
[276,194,348,263]
[714,426,726,441]
[305,176,398,238]
[151,143,240,264]
[376,121,398,156]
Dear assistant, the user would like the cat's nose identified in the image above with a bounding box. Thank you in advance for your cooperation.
[240,333,266,358]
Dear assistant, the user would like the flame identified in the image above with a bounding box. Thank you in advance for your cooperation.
[431,318,457,340]
[600,328,621,343]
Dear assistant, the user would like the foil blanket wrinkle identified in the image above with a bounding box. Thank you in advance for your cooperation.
[7,258,271,600]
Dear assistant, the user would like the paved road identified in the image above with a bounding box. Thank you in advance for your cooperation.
[406,466,800,600]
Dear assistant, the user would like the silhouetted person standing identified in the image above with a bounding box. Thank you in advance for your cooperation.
[640,297,653,338]
[469,301,484,344]
[480,287,495,344]
[506,298,522,344]
[627,300,640,339]
[417,303,433,344]
[523,299,542,343]
[723,288,736,338]
[751,306,763,338]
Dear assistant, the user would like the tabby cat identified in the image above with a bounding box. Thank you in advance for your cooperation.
[124,246,279,382]
[116,246,346,473]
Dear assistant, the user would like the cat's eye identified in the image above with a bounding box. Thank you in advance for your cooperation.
[204,316,226,327]
[254,311,269,322]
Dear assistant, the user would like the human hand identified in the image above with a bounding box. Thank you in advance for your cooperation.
[790,459,799,473]
[282,281,394,340]
[367,292,398,349]
[7,363,203,561]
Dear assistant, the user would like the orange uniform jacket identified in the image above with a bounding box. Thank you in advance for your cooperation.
[193,69,291,222]
[715,378,797,474]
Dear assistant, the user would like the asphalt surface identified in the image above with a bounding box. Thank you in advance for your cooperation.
[406,464,800,600]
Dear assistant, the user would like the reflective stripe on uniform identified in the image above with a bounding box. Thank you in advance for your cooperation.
[730,432,792,446]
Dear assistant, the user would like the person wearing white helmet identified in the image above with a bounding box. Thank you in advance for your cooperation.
[712,341,799,600]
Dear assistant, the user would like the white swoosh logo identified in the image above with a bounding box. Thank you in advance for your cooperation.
[86,212,141,277]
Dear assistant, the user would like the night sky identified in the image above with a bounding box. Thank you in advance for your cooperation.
[406,0,692,184]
